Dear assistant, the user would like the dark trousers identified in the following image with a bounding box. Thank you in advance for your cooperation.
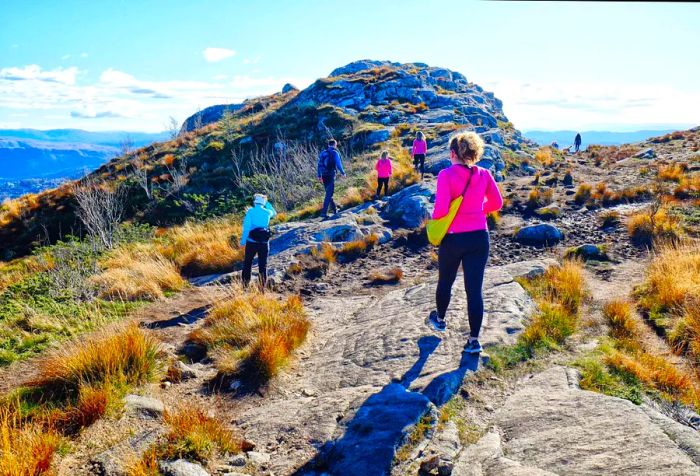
[376,177,389,197]
[436,230,490,338]
[321,176,337,217]
[242,240,269,287]
[413,153,426,178]
[575,143,581,152]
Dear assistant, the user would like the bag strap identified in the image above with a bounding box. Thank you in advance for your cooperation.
[459,165,476,197]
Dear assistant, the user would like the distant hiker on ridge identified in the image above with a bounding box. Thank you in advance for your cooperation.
[574,132,582,153]
[240,193,276,288]
[317,139,346,219]
[426,131,503,354]
[375,150,393,199]
[412,131,428,179]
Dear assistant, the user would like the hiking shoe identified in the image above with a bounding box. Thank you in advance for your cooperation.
[465,339,483,354]
[426,310,446,332]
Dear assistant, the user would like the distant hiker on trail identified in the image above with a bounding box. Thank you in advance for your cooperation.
[426,131,503,354]
[375,150,393,199]
[574,133,582,153]
[551,141,559,150]
[412,131,428,179]
[240,193,276,288]
[317,139,346,219]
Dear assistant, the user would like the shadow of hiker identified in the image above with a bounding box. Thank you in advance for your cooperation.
[294,335,480,476]
[141,305,209,330]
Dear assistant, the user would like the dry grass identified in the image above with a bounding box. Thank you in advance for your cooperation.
[534,147,554,166]
[658,163,687,182]
[368,267,403,285]
[0,405,62,476]
[27,323,160,398]
[129,406,247,475]
[90,244,186,301]
[338,234,379,260]
[599,210,621,228]
[574,183,593,205]
[603,299,639,340]
[158,219,244,276]
[674,174,700,199]
[190,287,310,382]
[627,208,683,246]
[526,188,554,210]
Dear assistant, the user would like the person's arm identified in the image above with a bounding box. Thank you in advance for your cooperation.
[411,140,416,157]
[335,151,346,176]
[432,171,451,219]
[483,170,504,214]
[388,159,393,176]
[264,201,277,219]
[375,159,380,173]
[239,209,252,246]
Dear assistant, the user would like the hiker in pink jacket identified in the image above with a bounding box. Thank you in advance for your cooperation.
[426,131,503,355]
[412,131,428,179]
[375,150,393,198]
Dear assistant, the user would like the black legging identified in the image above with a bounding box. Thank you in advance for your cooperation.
[376,177,389,197]
[413,154,426,177]
[242,240,269,287]
[436,230,490,338]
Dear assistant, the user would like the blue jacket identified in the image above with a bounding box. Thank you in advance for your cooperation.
[317,147,346,178]
[240,202,277,245]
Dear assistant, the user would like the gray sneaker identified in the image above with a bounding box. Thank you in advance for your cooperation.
[426,310,446,332]
[465,339,483,354]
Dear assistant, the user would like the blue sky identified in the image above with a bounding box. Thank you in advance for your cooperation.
[1,0,698,132]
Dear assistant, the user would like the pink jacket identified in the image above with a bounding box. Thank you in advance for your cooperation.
[412,139,427,155]
[432,165,503,233]
[376,158,392,178]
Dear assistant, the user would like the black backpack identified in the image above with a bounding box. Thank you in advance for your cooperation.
[323,148,337,175]
[249,227,272,243]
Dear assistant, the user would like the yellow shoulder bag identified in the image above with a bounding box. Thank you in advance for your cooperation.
[426,166,475,246]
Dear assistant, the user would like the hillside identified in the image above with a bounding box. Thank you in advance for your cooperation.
[1,60,700,476]
[0,60,528,259]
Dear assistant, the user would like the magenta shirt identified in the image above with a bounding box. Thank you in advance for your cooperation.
[376,158,392,178]
[412,139,427,155]
[432,165,504,233]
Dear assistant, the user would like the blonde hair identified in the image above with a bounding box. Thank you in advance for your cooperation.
[380,150,389,159]
[449,131,484,165]
[416,131,425,141]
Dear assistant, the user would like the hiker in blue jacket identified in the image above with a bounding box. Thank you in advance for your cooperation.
[317,139,346,219]
[240,193,276,287]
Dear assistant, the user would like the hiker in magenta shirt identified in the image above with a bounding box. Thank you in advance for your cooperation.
[375,150,393,198]
[426,131,503,356]
[412,131,428,179]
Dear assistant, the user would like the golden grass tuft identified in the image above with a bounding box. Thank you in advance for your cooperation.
[190,288,310,382]
[534,147,554,166]
[368,267,404,285]
[574,183,593,205]
[627,208,683,246]
[0,405,62,476]
[90,244,186,301]
[657,163,686,182]
[28,323,160,398]
[338,234,379,260]
[158,219,244,276]
[603,299,639,340]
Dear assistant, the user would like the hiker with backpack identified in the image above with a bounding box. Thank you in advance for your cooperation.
[240,193,276,288]
[317,139,346,219]
[425,131,503,354]
[375,150,393,199]
[412,131,428,179]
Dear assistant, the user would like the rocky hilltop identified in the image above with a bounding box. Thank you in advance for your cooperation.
[0,60,528,259]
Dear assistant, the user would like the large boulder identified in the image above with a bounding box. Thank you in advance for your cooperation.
[382,184,434,228]
[634,148,656,159]
[514,224,563,246]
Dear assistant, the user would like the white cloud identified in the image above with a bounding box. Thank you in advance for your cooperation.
[0,64,312,131]
[80,52,88,58]
[0,65,80,85]
[482,79,700,130]
[203,47,236,63]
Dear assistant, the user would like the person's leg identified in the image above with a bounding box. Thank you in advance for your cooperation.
[322,177,334,216]
[436,235,464,320]
[376,179,382,198]
[420,155,426,178]
[257,242,269,288]
[383,178,390,196]
[241,242,256,286]
[461,231,490,338]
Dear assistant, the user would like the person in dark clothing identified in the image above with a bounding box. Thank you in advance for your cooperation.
[317,139,346,219]
[240,193,276,287]
[574,133,582,153]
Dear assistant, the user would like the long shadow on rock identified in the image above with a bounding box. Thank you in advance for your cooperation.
[294,336,440,476]
[295,336,481,475]
[141,305,210,330]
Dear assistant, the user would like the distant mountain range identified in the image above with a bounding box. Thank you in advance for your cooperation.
[523,130,677,149]
[0,129,168,180]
